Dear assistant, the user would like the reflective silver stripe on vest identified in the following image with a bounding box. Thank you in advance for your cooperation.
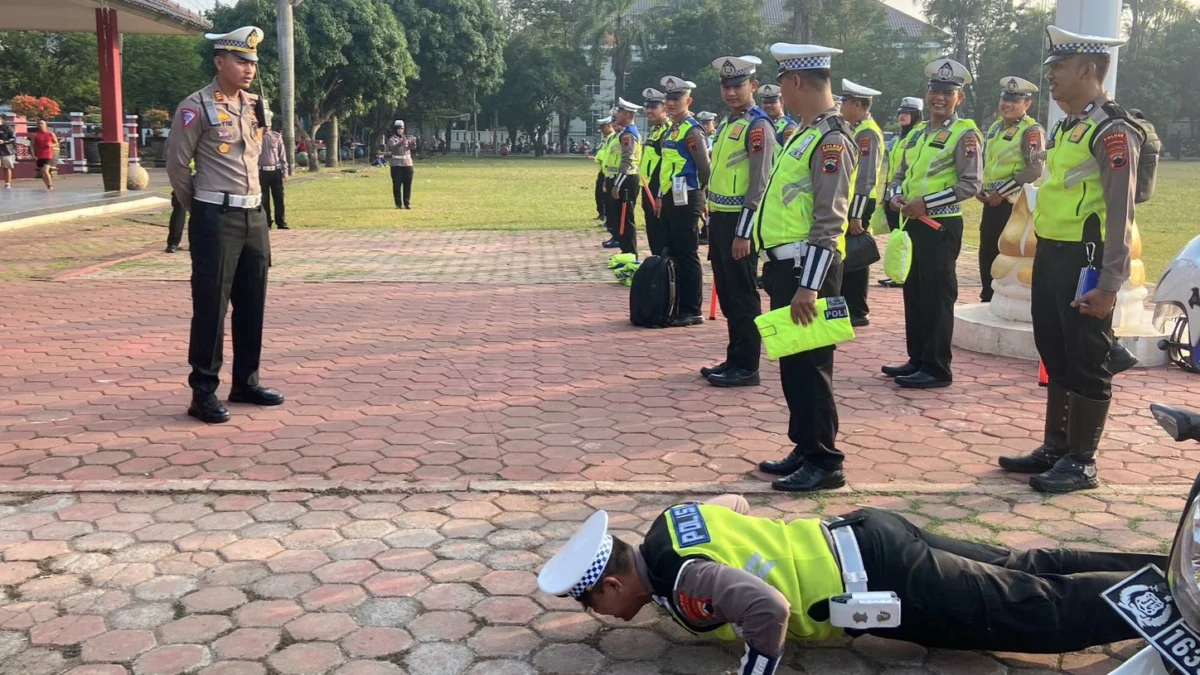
[726,149,748,167]
[780,178,813,207]
[1063,160,1100,189]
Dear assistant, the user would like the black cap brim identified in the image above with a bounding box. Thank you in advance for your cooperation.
[1000,91,1032,101]
[644,100,664,107]
[719,74,752,86]
[928,80,963,92]
[664,92,690,100]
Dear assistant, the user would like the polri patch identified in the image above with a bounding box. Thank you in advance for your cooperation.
[181,109,198,128]
[668,504,711,548]
[677,590,716,622]
[748,127,764,153]
[857,135,871,156]
[964,132,979,158]
[1104,131,1128,170]
[824,296,849,321]
[821,143,844,174]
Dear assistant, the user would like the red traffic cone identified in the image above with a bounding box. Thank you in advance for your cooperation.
[1037,359,1048,387]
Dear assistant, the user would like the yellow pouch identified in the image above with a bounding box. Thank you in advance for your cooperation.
[754,297,856,360]
[883,217,913,284]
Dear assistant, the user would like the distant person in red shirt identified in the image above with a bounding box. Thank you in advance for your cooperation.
[31,120,59,190]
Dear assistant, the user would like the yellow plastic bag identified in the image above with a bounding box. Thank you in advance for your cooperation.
[754,297,856,360]
[869,202,888,235]
[608,253,637,269]
[883,218,913,284]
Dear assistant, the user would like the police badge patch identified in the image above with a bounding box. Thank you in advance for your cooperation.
[1103,131,1128,170]
[749,127,764,153]
[821,143,843,174]
[857,135,871,156]
[181,109,198,128]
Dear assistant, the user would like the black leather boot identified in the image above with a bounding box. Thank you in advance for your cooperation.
[999,382,1068,473]
[1108,342,1139,375]
[1030,392,1108,493]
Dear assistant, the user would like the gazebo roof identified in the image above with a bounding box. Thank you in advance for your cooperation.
[0,0,211,35]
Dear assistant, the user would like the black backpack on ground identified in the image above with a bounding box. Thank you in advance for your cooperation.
[629,254,678,328]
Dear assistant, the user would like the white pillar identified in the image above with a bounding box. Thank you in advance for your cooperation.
[1048,0,1123,129]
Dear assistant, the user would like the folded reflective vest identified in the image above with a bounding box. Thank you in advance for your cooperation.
[755,297,855,360]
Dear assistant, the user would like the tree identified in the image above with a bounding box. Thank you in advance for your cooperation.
[494,27,594,156]
[923,0,1016,120]
[577,0,649,104]
[123,35,209,112]
[0,32,99,113]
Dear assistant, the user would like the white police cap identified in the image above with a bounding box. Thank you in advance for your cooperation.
[759,84,783,101]
[925,58,973,90]
[394,119,405,127]
[712,55,762,84]
[898,96,924,112]
[1043,25,1125,64]
[841,79,881,99]
[642,88,666,104]
[770,43,842,74]
[537,511,613,600]
[597,115,614,125]
[999,76,1038,98]
[615,97,643,113]
[205,26,264,62]
[696,111,717,123]
[661,76,697,98]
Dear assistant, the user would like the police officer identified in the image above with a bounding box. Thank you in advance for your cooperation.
[877,97,924,289]
[702,55,773,388]
[884,59,983,389]
[388,120,417,209]
[166,26,284,424]
[978,77,1044,302]
[696,111,718,137]
[608,98,643,256]
[759,84,798,158]
[600,110,625,248]
[259,109,289,229]
[999,27,1141,493]
[593,116,614,224]
[538,496,1166,675]
[640,89,670,256]
[752,44,855,493]
[838,79,884,327]
[656,76,712,327]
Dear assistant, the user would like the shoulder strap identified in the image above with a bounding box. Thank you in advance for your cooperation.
[1091,101,1147,152]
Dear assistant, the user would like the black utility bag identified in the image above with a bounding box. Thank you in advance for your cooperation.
[629,254,678,328]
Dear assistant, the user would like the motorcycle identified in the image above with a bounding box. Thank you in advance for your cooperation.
[1152,234,1200,373]
[1104,404,1200,675]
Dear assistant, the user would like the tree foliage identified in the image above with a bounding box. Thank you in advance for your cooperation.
[0,32,98,113]
[493,27,595,156]
[123,35,209,112]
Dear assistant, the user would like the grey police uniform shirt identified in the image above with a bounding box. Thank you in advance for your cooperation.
[685,121,713,190]
[887,113,983,213]
[851,114,882,219]
[985,118,1045,198]
[388,135,415,167]
[806,109,858,255]
[1067,93,1141,292]
[725,108,774,214]
[166,79,264,209]
[614,126,639,189]
[259,130,288,172]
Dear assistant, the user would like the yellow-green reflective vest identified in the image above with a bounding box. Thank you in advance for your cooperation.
[983,115,1038,186]
[602,130,624,177]
[1034,113,1110,241]
[640,124,668,189]
[641,502,844,642]
[659,117,701,195]
[885,126,918,190]
[753,120,848,257]
[708,108,771,213]
[854,117,885,200]
[594,133,611,167]
[900,118,980,219]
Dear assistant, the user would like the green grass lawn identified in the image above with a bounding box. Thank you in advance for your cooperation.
[286,156,1199,281]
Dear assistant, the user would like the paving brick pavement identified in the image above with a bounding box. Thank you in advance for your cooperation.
[0,229,1195,488]
[0,489,1182,675]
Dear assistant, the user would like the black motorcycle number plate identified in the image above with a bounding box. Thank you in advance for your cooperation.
[1103,565,1200,675]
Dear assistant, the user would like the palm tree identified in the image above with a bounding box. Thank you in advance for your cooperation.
[577,0,647,103]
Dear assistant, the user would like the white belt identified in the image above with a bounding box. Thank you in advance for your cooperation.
[260,165,281,171]
[830,525,869,593]
[194,190,262,209]
[761,241,809,263]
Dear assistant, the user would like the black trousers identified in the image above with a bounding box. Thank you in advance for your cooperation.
[167,192,187,249]
[841,198,877,319]
[390,165,414,207]
[604,177,638,255]
[661,190,704,317]
[902,215,963,381]
[762,257,844,470]
[1032,237,1115,401]
[848,508,1165,652]
[642,183,665,256]
[978,201,1012,302]
[260,169,286,228]
[594,171,607,219]
[708,211,761,371]
[187,201,270,395]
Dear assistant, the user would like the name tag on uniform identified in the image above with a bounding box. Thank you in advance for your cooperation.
[216,127,235,141]
[932,130,952,147]
[1003,126,1019,141]
[789,134,815,159]
[1069,124,1088,143]
[729,124,744,141]
[668,504,711,548]
[672,175,688,206]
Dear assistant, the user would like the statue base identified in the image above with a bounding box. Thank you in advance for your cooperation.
[952,303,1168,367]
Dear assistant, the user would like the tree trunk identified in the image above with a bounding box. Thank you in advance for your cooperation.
[791,0,814,43]
[534,124,545,157]
[307,121,322,172]
[326,116,340,168]
[445,117,455,152]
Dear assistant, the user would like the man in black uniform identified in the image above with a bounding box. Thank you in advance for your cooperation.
[166,26,285,423]
[753,43,857,492]
[999,27,1142,493]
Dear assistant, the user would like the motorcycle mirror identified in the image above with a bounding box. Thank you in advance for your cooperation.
[1150,403,1200,442]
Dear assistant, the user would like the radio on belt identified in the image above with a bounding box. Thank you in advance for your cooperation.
[828,524,902,629]
[829,591,902,629]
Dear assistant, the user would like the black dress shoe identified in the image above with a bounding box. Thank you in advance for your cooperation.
[669,315,704,328]
[878,279,903,288]
[602,239,621,248]
[277,224,290,230]
[708,368,760,387]
[165,245,178,253]
[188,392,230,424]
[895,372,952,389]
[700,362,729,377]
[759,450,804,476]
[850,315,869,328]
[881,362,919,377]
[404,205,412,210]
[772,465,846,492]
[228,385,286,406]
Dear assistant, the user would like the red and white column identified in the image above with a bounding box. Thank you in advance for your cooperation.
[125,114,140,166]
[70,112,87,174]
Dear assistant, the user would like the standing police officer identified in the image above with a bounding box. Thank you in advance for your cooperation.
[999,27,1139,493]
[978,77,1044,302]
[608,98,643,256]
[640,89,670,256]
[838,79,884,327]
[876,97,924,288]
[703,55,773,388]
[884,59,983,389]
[594,116,614,225]
[259,110,289,229]
[753,44,857,492]
[759,84,798,159]
[166,26,284,424]
[656,76,712,327]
